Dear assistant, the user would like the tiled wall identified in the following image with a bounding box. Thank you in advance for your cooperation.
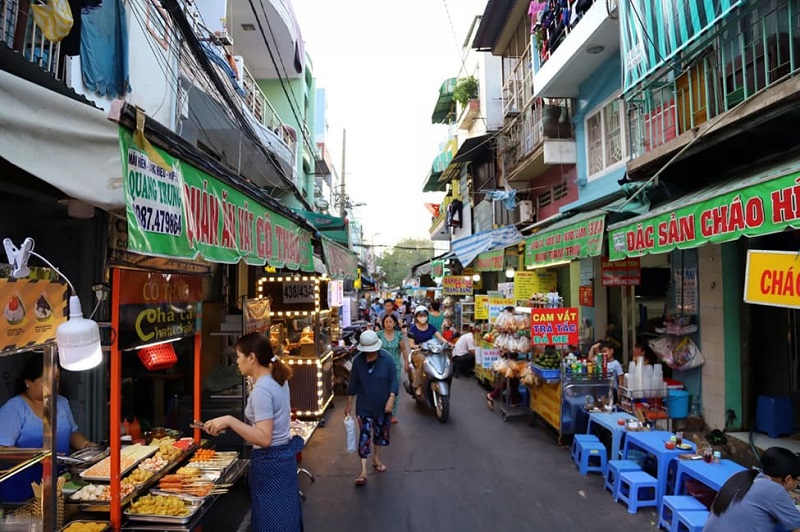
[698,245,726,429]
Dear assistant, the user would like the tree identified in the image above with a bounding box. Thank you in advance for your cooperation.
[376,238,438,288]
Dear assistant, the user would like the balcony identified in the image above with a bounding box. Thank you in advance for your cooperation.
[501,43,534,117]
[457,99,481,130]
[502,98,576,185]
[2,0,63,78]
[533,0,620,98]
[627,0,800,172]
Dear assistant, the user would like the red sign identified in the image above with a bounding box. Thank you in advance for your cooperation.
[530,307,579,346]
[579,285,594,307]
[119,270,203,305]
[601,257,641,286]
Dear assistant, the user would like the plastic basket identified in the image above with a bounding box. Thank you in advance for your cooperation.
[531,364,561,380]
[137,343,178,371]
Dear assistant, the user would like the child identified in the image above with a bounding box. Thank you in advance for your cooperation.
[589,340,624,391]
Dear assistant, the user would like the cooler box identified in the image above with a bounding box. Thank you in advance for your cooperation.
[755,395,794,439]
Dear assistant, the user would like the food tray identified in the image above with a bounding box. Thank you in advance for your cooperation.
[189,451,238,470]
[79,445,158,481]
[124,498,203,525]
[531,364,561,380]
[59,520,112,532]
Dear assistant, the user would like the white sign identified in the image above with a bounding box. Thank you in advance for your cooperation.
[482,347,499,369]
[281,282,316,304]
[328,280,344,307]
[341,296,352,327]
[127,148,183,237]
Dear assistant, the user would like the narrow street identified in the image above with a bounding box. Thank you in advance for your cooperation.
[294,378,659,531]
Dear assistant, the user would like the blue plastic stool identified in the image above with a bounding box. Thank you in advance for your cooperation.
[571,434,600,465]
[755,395,794,438]
[674,509,709,532]
[576,440,608,476]
[616,470,658,513]
[659,495,707,532]
[605,459,641,494]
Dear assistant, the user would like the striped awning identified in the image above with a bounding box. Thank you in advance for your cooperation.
[431,78,457,124]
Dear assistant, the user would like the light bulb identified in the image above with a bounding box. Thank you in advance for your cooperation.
[56,296,103,371]
[505,267,516,279]
[472,273,481,282]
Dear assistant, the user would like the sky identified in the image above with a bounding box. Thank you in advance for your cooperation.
[291,0,489,250]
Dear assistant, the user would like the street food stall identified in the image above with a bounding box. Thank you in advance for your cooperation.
[257,274,337,419]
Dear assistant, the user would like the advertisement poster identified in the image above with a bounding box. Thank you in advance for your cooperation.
[474,295,489,320]
[244,298,271,334]
[497,282,515,299]
[442,275,473,296]
[579,285,594,307]
[744,250,800,309]
[514,270,558,300]
[530,307,579,345]
[117,270,202,350]
[674,268,698,315]
[431,260,445,278]
[481,346,500,369]
[475,249,504,272]
[488,297,515,323]
[601,257,641,286]
[1,276,68,354]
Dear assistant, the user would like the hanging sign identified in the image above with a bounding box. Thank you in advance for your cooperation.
[475,249,504,272]
[530,307,579,345]
[0,275,68,354]
[601,257,641,286]
[579,285,594,307]
[431,260,445,278]
[322,239,358,280]
[745,250,800,309]
[117,270,202,350]
[442,275,473,296]
[524,215,605,268]
[475,295,489,320]
[244,298,271,334]
[608,169,800,261]
[121,128,314,270]
[514,270,558,300]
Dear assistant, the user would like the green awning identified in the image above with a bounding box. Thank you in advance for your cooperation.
[431,78,457,124]
[608,162,800,261]
[321,237,358,280]
[421,138,457,192]
[293,209,350,246]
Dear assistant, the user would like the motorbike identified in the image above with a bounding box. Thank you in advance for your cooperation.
[403,339,454,423]
[332,321,368,393]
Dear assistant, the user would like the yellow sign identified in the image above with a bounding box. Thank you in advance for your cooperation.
[744,250,800,309]
[1,277,68,354]
[514,270,558,300]
[443,275,473,296]
[530,381,561,431]
[475,295,489,320]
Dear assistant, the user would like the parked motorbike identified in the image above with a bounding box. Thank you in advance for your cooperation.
[403,339,454,422]
[332,321,368,393]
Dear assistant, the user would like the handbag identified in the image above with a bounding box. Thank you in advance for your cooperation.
[31,0,74,42]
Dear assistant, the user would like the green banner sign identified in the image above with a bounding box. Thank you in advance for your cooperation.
[475,249,504,272]
[608,169,800,261]
[121,128,313,270]
[431,260,445,278]
[525,215,605,268]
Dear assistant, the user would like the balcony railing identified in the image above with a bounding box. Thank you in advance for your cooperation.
[502,43,534,116]
[628,0,800,159]
[240,64,297,155]
[535,0,611,66]
[502,97,574,167]
[2,0,62,77]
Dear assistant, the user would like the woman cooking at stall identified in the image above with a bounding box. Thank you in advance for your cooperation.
[203,332,304,532]
[0,354,94,502]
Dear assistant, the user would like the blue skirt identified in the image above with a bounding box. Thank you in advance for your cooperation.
[249,435,304,532]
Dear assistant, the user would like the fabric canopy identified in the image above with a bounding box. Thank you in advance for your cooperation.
[293,209,349,246]
[321,237,358,280]
[431,78,457,124]
[451,225,523,268]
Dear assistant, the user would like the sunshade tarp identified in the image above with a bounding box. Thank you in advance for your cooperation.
[451,225,523,268]
[321,237,358,280]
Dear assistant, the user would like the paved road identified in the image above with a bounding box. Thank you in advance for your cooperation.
[295,377,660,531]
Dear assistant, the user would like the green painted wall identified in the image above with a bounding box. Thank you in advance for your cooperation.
[722,242,743,428]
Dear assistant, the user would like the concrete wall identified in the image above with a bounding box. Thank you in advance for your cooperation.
[698,245,726,429]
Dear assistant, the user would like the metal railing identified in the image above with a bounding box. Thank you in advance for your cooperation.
[502,98,574,168]
[628,0,800,159]
[2,0,62,77]
[239,64,297,155]
[502,43,533,117]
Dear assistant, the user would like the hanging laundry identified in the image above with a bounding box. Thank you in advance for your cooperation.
[200,42,246,97]
[80,0,129,97]
[528,1,546,32]
[484,189,517,210]
[446,199,464,228]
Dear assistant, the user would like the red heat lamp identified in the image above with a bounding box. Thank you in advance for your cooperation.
[137,342,178,371]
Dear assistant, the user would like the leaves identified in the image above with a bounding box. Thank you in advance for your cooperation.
[376,237,437,288]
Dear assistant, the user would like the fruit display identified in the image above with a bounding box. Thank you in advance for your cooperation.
[533,351,561,370]
[60,521,109,532]
[127,494,191,517]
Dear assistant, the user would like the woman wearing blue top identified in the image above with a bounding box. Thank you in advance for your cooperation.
[204,333,304,532]
[407,306,451,397]
[0,355,93,502]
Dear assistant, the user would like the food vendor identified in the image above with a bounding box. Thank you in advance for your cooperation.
[633,338,659,365]
[0,354,94,502]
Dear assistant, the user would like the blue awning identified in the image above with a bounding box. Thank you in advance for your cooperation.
[451,225,523,268]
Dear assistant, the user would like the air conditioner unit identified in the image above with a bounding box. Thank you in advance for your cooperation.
[516,200,534,224]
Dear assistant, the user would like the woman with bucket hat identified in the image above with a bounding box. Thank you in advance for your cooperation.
[345,330,398,486]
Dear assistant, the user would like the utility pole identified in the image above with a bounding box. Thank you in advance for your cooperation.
[339,128,347,218]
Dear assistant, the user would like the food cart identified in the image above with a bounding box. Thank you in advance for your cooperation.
[256,274,336,419]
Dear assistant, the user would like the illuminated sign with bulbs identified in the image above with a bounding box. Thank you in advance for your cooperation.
[257,275,330,314]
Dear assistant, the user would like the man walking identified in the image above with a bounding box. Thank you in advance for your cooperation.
[345,330,398,486]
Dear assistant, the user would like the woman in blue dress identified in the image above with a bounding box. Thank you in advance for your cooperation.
[377,314,407,423]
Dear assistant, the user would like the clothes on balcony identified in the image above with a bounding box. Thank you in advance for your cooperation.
[200,42,246,97]
[446,199,463,228]
[484,189,517,210]
[80,0,129,97]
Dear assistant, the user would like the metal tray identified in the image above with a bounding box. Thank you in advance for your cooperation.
[80,446,158,481]
[59,520,112,532]
[124,497,203,525]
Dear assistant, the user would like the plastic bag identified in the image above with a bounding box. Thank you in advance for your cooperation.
[344,414,357,453]
[649,335,704,371]
[31,0,74,42]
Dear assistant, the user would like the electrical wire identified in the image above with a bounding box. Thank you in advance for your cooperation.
[30,250,76,295]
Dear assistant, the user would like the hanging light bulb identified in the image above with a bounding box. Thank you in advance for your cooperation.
[505,267,516,279]
[472,273,481,282]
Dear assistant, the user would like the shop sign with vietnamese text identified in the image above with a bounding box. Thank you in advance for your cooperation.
[609,169,800,261]
[431,260,445,278]
[1,276,67,354]
[744,250,800,309]
[475,249,504,272]
[474,295,489,320]
[524,215,605,268]
[121,128,313,270]
[117,270,202,350]
[488,297,515,323]
[530,307,579,345]
[579,285,594,307]
[514,270,558,300]
[442,275,473,296]
[601,257,641,286]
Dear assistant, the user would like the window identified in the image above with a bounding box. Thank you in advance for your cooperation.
[586,98,627,179]
[552,181,569,201]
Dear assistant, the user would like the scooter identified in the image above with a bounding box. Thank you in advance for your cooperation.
[403,339,454,423]
[332,321,368,393]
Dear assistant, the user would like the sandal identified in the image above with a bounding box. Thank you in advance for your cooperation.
[354,476,367,486]
[373,462,387,472]
[486,393,494,410]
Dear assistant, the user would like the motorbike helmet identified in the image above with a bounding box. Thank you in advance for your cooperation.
[414,305,429,316]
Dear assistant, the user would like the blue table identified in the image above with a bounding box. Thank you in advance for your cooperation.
[622,430,696,507]
[587,412,637,460]
[674,458,746,495]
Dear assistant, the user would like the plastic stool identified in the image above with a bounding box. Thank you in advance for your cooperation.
[659,495,706,532]
[616,470,658,513]
[674,509,709,532]
[605,459,641,494]
[571,434,600,465]
[755,395,794,438]
[576,440,608,476]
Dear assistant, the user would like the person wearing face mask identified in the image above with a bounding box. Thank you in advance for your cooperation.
[407,306,450,397]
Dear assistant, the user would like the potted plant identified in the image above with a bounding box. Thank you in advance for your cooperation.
[453,76,479,108]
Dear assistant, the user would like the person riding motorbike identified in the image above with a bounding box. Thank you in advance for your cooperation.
[407,306,451,397]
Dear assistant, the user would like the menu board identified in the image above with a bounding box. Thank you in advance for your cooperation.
[1,276,68,354]
[514,270,558,300]
[530,307,579,346]
[474,295,489,320]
